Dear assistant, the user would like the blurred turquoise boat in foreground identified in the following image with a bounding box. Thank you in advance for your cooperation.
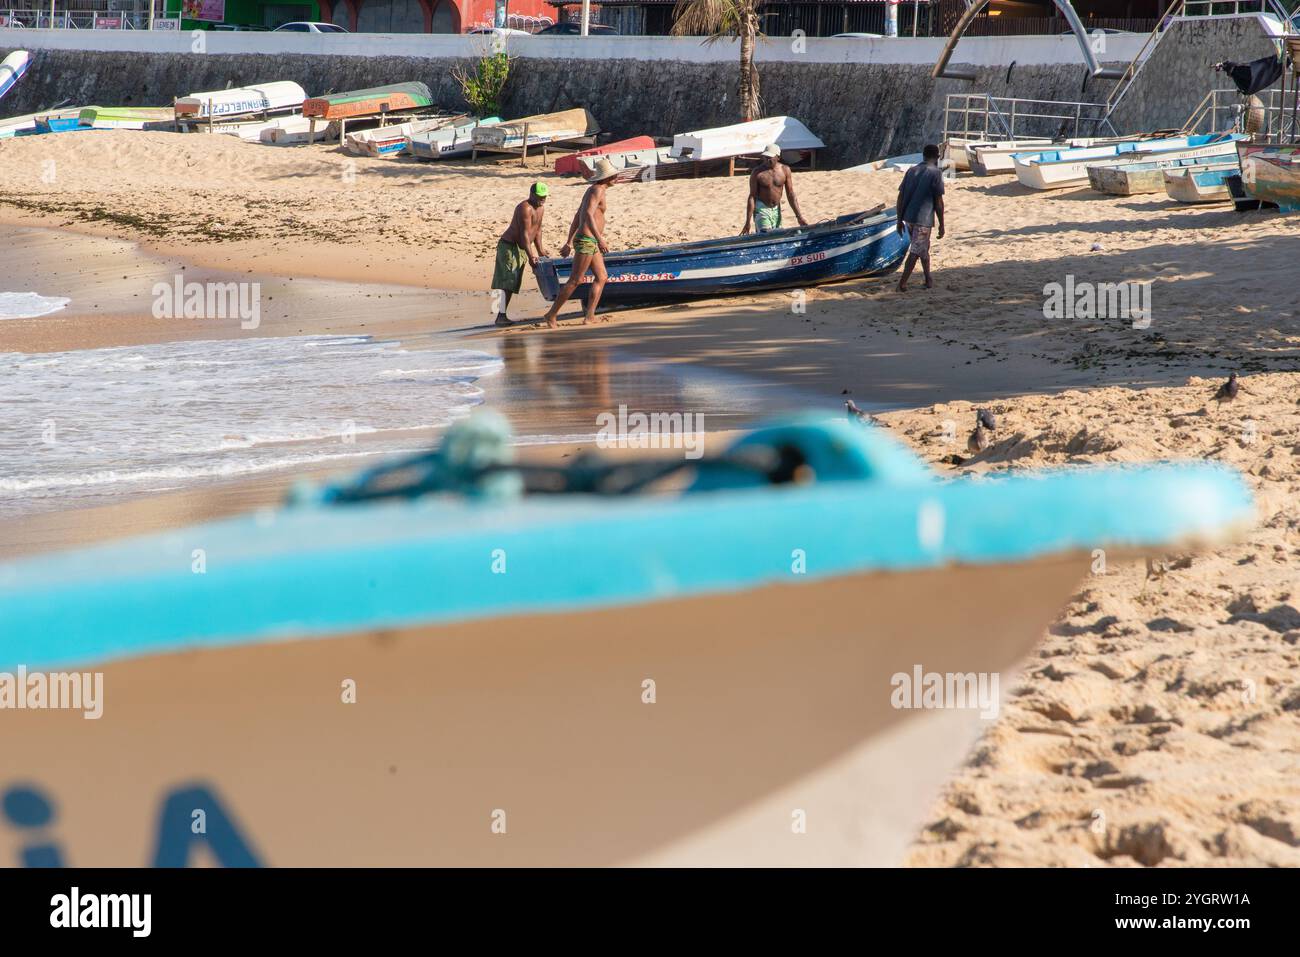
[0,415,1253,866]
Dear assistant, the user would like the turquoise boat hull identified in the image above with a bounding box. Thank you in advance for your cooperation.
[0,417,1253,866]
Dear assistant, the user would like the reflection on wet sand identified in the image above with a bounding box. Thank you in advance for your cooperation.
[491,331,799,443]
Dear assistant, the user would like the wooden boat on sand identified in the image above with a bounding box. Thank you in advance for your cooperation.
[76,106,174,131]
[174,81,307,120]
[1238,141,1300,212]
[302,82,433,121]
[555,135,656,176]
[0,414,1252,866]
[1088,152,1243,196]
[259,114,334,145]
[1163,162,1239,203]
[537,207,908,305]
[342,114,467,158]
[946,137,1051,172]
[472,107,597,150]
[408,116,500,160]
[670,115,824,162]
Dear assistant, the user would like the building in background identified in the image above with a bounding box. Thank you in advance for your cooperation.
[545,0,1173,37]
[153,0,556,31]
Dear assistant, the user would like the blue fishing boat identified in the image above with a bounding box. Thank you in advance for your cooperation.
[1163,162,1240,203]
[0,415,1251,866]
[535,207,909,305]
[33,112,94,134]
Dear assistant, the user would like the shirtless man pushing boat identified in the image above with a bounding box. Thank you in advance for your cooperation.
[541,158,620,329]
[492,182,551,327]
[742,144,808,235]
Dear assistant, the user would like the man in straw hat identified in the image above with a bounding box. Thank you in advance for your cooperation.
[492,181,552,327]
[541,157,620,329]
[742,143,808,235]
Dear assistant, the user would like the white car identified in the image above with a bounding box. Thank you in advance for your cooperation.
[274,21,348,33]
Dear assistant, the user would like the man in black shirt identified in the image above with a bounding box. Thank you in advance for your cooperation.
[896,143,946,292]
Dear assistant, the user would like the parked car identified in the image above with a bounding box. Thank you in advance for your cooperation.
[466,27,533,36]
[274,21,348,33]
[535,22,619,35]
[832,33,884,38]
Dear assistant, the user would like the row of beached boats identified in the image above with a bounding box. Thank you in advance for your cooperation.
[946,130,1296,211]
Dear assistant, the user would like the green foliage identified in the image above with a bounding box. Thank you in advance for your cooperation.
[454,51,512,119]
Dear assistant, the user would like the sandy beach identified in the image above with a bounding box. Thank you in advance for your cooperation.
[3,129,1298,866]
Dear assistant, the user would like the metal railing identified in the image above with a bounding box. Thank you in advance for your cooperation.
[1104,0,1297,120]
[1,8,152,28]
[1183,86,1298,140]
[943,93,1119,143]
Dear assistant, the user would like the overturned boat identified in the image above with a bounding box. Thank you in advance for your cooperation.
[302,82,434,121]
[174,81,307,121]
[343,113,467,158]
[536,207,909,305]
[0,414,1252,866]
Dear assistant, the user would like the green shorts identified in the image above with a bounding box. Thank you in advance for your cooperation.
[492,240,528,294]
[574,235,599,256]
[755,201,782,233]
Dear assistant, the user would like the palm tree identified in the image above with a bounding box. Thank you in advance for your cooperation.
[671,0,764,122]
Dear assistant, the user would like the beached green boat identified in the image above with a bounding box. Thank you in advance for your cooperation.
[0,415,1252,866]
[302,82,434,121]
[77,106,174,130]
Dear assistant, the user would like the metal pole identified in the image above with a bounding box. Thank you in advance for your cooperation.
[149,0,154,31]
[580,0,590,35]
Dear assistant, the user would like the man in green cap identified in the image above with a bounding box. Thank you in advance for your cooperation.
[492,182,551,327]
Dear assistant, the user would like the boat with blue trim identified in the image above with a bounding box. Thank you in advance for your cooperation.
[1163,161,1240,203]
[0,414,1252,866]
[1089,152,1241,196]
[1014,133,1246,190]
[535,207,909,305]
[1238,141,1300,212]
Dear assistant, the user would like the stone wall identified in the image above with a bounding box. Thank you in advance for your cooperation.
[0,17,1282,166]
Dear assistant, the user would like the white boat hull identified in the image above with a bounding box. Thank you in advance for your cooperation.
[1163,163,1238,203]
[672,115,825,162]
[1015,138,1240,190]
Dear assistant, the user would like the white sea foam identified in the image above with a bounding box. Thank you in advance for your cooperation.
[0,335,502,515]
[0,292,72,320]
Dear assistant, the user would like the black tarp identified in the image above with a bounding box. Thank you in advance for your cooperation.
[1217,54,1284,97]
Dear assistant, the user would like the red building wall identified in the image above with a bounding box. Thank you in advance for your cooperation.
[320,0,558,31]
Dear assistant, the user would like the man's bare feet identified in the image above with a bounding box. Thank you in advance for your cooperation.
[923,277,934,289]
[898,281,908,293]
[494,313,514,328]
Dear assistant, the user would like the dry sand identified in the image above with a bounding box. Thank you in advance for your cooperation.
[3,130,1299,866]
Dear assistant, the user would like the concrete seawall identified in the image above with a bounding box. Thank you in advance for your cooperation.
[0,18,1280,166]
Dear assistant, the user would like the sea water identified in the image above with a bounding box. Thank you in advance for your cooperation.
[0,335,503,517]
[0,292,71,320]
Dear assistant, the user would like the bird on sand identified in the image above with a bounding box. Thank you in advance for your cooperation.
[976,408,998,431]
[845,399,884,427]
[1212,373,1239,407]
[967,422,991,454]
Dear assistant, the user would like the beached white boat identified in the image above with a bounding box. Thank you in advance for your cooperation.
[0,50,30,105]
[0,414,1252,866]
[1163,161,1239,203]
[258,114,332,145]
[963,139,1055,175]
[77,106,174,131]
[174,81,307,120]
[472,107,597,150]
[342,114,466,158]
[408,116,500,160]
[844,153,923,173]
[946,137,1051,172]
[671,115,825,162]
[1014,134,1245,190]
[0,110,41,138]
